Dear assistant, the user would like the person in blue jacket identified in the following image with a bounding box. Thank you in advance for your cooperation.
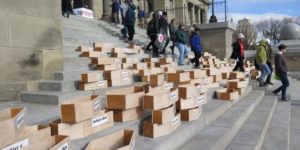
[189,27,203,68]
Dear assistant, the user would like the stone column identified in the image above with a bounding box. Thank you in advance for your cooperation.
[92,0,103,19]
[191,4,195,25]
[102,0,111,21]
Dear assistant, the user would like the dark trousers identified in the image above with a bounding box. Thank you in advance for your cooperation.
[191,50,201,67]
[273,72,289,100]
[265,61,273,83]
[233,56,245,72]
[146,35,155,50]
[161,38,170,54]
[62,0,72,16]
[112,12,120,24]
[126,25,135,41]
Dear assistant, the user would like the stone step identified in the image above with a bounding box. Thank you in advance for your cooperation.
[53,70,102,81]
[262,101,291,150]
[64,57,91,64]
[226,96,277,150]
[290,105,300,150]
[38,80,78,92]
[135,86,255,150]
[179,89,265,150]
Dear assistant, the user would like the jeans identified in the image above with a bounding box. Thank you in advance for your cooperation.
[176,43,189,65]
[258,63,271,82]
[273,72,289,100]
[265,61,273,83]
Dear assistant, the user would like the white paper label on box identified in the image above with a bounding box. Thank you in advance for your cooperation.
[121,71,129,77]
[92,114,109,127]
[16,112,25,129]
[123,78,129,82]
[170,92,177,100]
[96,73,103,81]
[164,83,173,90]
[56,142,69,150]
[94,100,101,111]
[171,116,180,126]
[196,95,205,106]
[2,138,29,150]
[98,80,106,86]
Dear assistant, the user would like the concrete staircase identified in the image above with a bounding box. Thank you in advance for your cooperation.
[4,15,299,149]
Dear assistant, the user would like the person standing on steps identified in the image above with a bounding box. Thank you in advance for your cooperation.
[189,27,203,68]
[111,0,120,24]
[256,39,271,87]
[146,13,157,52]
[123,0,136,43]
[120,0,129,39]
[175,23,189,65]
[273,44,290,102]
[62,0,73,18]
[264,39,274,85]
[137,6,146,28]
[231,33,245,72]
[169,19,176,55]
[158,11,170,55]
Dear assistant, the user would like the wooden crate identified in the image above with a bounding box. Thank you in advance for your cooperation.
[50,111,113,140]
[195,83,208,94]
[181,107,202,121]
[216,88,239,101]
[60,95,102,123]
[86,130,135,150]
[81,72,104,83]
[143,89,178,110]
[0,107,26,148]
[76,46,93,52]
[113,107,144,122]
[106,86,145,110]
[17,125,51,142]
[167,72,190,83]
[205,67,220,76]
[152,105,176,124]
[144,58,159,63]
[79,80,108,91]
[143,113,181,138]
[150,73,165,86]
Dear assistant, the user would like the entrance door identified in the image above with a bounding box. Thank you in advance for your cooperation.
[73,0,93,9]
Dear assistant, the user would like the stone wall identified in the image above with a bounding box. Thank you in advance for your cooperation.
[0,0,63,101]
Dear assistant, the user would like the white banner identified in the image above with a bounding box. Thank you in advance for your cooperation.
[73,8,94,19]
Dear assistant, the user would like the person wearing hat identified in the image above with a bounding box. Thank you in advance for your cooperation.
[256,39,271,86]
[231,33,245,72]
[264,39,274,85]
[273,44,289,101]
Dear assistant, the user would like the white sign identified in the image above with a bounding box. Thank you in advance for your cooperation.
[93,100,101,111]
[171,116,180,126]
[196,95,205,106]
[170,92,177,100]
[92,114,108,127]
[56,142,69,150]
[164,83,173,90]
[2,139,29,150]
[98,80,106,86]
[97,73,103,81]
[16,112,25,129]
[73,8,94,19]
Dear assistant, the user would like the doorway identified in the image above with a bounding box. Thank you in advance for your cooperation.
[73,0,93,10]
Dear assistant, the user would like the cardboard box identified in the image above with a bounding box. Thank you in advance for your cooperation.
[181,107,202,122]
[113,107,144,122]
[229,71,245,79]
[94,46,114,53]
[82,51,103,58]
[206,68,220,76]
[144,58,159,63]
[60,95,102,123]
[227,78,249,89]
[98,64,121,71]
[122,58,140,63]
[216,88,239,101]
[212,74,222,83]
[133,63,148,70]
[106,86,145,110]
[167,72,190,83]
[93,42,114,48]
[81,72,104,83]
[79,80,108,91]
[139,68,164,76]
[178,84,197,99]
[50,111,113,140]
[17,125,51,142]
[113,47,138,54]
[0,107,26,148]
[76,46,93,52]
[177,93,206,110]
[195,83,208,94]
[159,58,173,64]
[107,77,133,87]
[222,72,229,79]
[188,69,206,79]
[91,58,120,65]
[104,70,132,80]
[143,89,178,110]
[143,113,181,138]
[21,135,70,150]
[150,73,165,86]
[152,105,176,124]
[85,130,135,150]
[163,66,177,73]
[147,82,174,93]
[112,52,127,58]
[196,93,208,105]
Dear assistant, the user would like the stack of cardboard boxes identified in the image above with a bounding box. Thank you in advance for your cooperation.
[0,108,70,150]
[106,86,146,122]
[50,95,114,140]
[79,71,108,91]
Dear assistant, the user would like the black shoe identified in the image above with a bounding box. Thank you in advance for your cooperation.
[272,91,278,96]
[265,82,274,85]
[281,99,289,102]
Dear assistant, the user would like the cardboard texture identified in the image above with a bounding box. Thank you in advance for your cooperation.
[82,51,103,58]
[85,130,135,150]
[178,84,197,99]
[112,52,127,58]
[98,64,121,71]
[79,80,108,91]
[181,107,202,121]
[21,135,70,150]
[147,82,174,93]
[227,78,249,89]
[216,88,239,101]
[229,71,245,79]
[152,105,176,124]
[138,68,164,76]
[91,58,120,65]
[143,89,178,110]
[143,113,181,138]
[150,73,165,86]
[188,69,206,79]
[0,107,26,148]
[94,46,114,53]
[144,58,159,63]
[107,78,133,87]
[106,86,145,110]
[81,72,104,83]
[159,58,173,64]
[50,111,113,140]
[60,95,102,123]
[167,72,190,83]
[133,63,148,70]
[104,70,132,80]
[122,58,140,64]
[113,107,144,122]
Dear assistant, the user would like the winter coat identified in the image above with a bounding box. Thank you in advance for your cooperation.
[175,29,188,44]
[124,4,136,26]
[256,39,268,64]
[230,39,244,59]
[190,32,202,53]
[169,23,176,41]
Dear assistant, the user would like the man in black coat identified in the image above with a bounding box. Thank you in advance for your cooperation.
[158,11,170,54]
[62,0,73,18]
